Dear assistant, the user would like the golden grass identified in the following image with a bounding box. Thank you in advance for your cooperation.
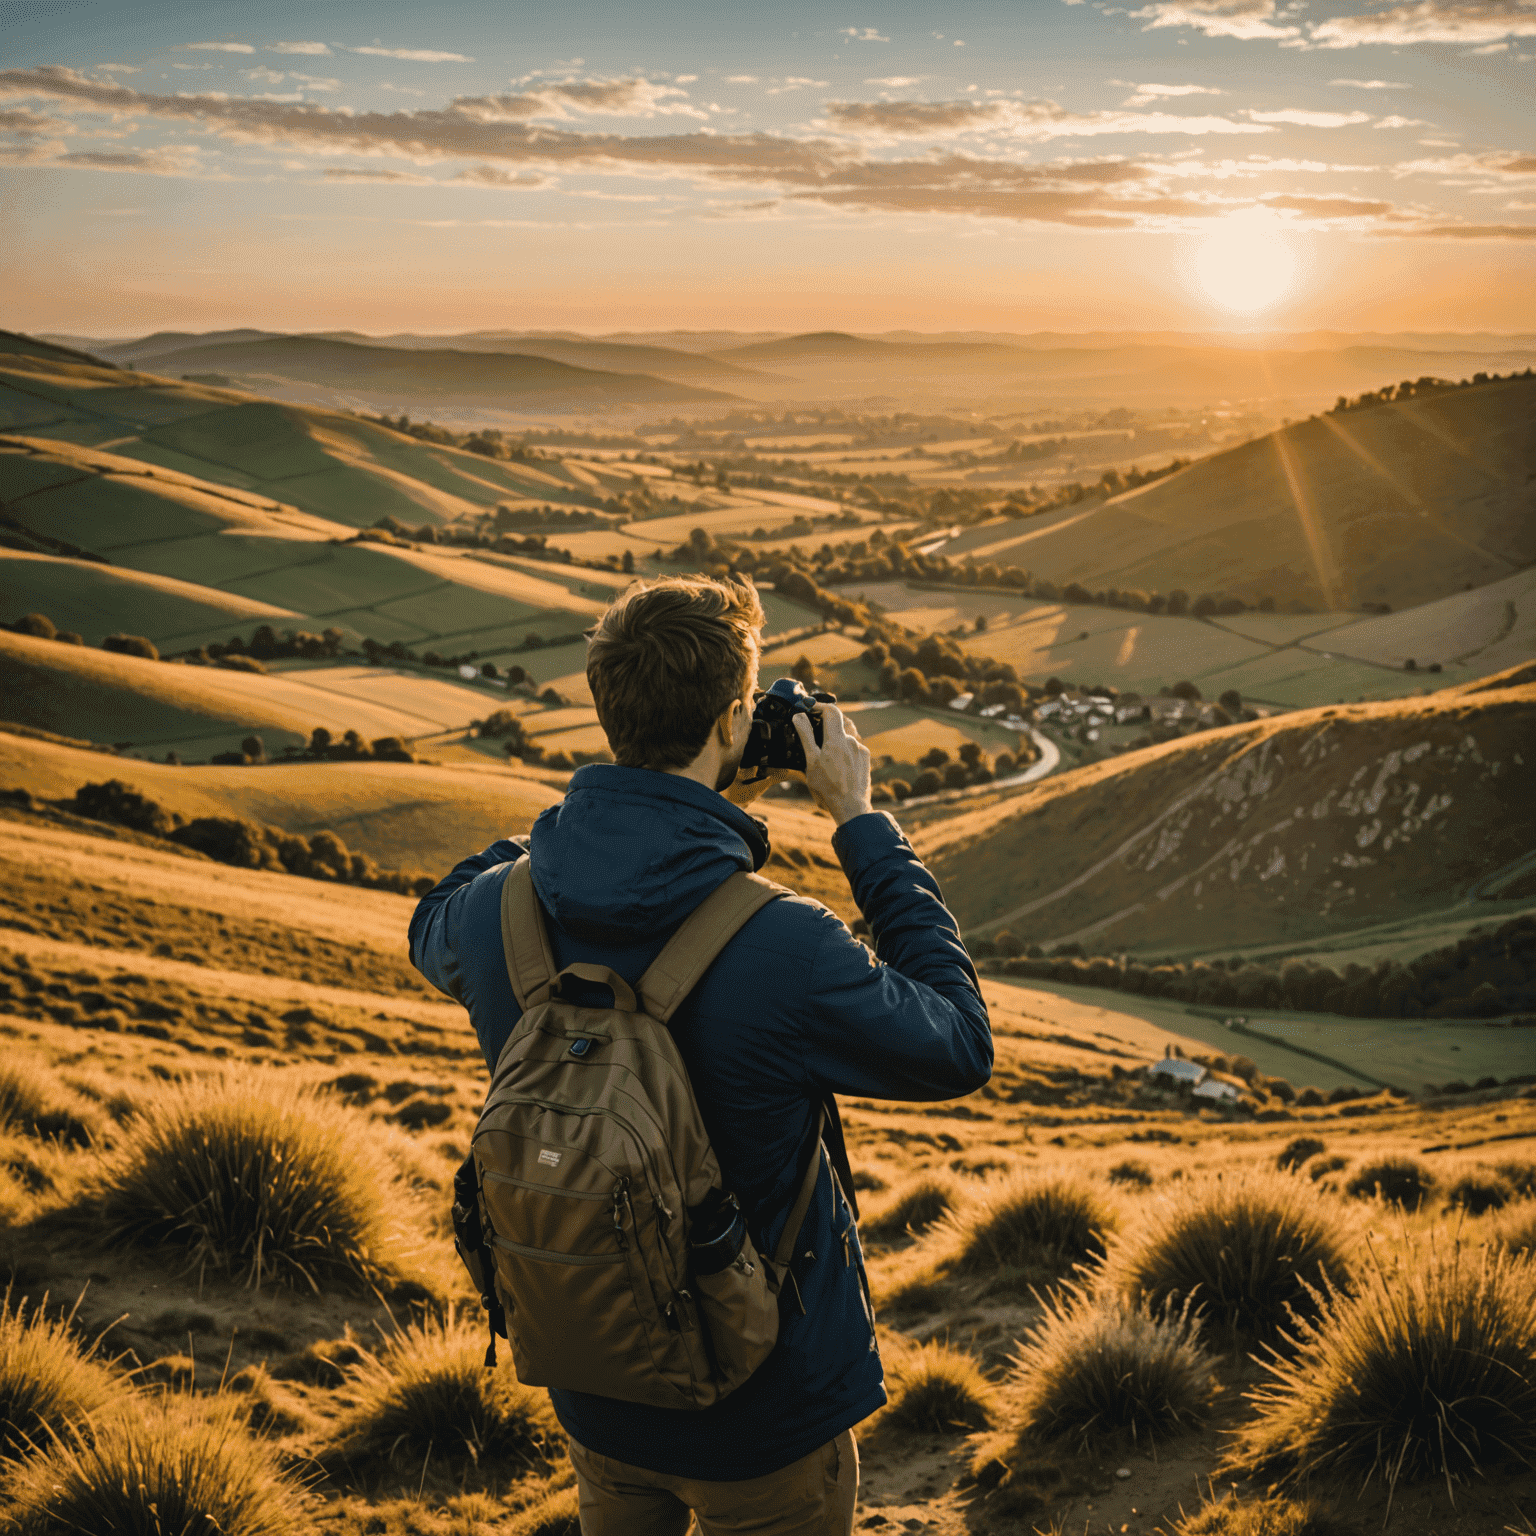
[1171,1492,1350,1536]
[0,1395,305,1536]
[1343,1155,1436,1210]
[0,1290,124,1462]
[0,1063,99,1149]
[940,1175,1117,1279]
[320,1313,561,1484]
[861,1176,960,1244]
[1001,1285,1216,1450]
[96,1073,424,1295]
[879,1339,997,1434]
[1106,1170,1351,1345]
[1233,1235,1536,1495]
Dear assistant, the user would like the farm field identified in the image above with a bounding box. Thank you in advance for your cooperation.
[1,801,1534,1534]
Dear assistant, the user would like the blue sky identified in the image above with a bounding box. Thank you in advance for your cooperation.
[2,0,1532,334]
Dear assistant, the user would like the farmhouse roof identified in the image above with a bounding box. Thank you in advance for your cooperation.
[1149,1058,1206,1085]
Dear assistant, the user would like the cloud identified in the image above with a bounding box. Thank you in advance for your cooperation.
[1396,148,1536,174]
[0,106,61,135]
[1329,76,1409,86]
[823,96,1274,139]
[1121,82,1226,105]
[841,27,890,41]
[323,165,433,183]
[244,67,288,86]
[766,77,829,94]
[725,75,758,83]
[53,145,209,176]
[674,75,698,83]
[1263,192,1395,216]
[1131,1,1300,40]
[1373,113,1433,126]
[350,46,474,63]
[380,82,426,96]
[96,64,141,74]
[450,164,554,188]
[180,42,254,54]
[269,42,332,56]
[1247,108,1373,126]
[866,76,923,86]
[1309,0,1536,48]
[533,78,705,117]
[1399,220,1536,236]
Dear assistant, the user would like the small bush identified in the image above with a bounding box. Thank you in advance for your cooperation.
[0,1065,96,1147]
[72,779,173,837]
[1171,1492,1349,1535]
[1307,1155,1348,1185]
[1235,1238,1536,1494]
[1110,1173,1350,1343]
[1108,1159,1154,1188]
[507,1487,580,1536]
[1344,1156,1435,1210]
[97,1075,416,1293]
[1275,1137,1324,1173]
[880,1340,996,1434]
[0,1291,123,1462]
[321,1313,560,1479]
[1495,1160,1536,1199]
[2,1396,303,1536]
[862,1178,957,1243]
[943,1176,1116,1278]
[1002,1287,1216,1449]
[1444,1170,1513,1216]
[1491,1209,1536,1258]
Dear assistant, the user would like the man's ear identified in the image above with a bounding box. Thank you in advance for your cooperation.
[716,697,741,746]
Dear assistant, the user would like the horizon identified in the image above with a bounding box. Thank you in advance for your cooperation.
[4,0,1534,336]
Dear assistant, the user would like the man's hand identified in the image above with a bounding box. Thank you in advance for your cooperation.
[722,766,787,809]
[792,705,872,826]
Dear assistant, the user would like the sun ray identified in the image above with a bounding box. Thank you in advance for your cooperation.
[1271,429,1342,611]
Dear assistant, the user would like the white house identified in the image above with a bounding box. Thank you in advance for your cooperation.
[1149,1058,1207,1088]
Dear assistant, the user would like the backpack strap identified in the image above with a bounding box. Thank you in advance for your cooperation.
[773,1104,827,1272]
[501,857,559,1010]
[637,870,790,1024]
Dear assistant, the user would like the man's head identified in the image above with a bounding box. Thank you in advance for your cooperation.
[586,576,764,783]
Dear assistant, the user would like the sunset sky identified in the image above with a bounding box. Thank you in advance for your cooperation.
[3,0,1533,336]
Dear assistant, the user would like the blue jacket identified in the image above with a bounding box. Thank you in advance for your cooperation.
[408,764,992,1480]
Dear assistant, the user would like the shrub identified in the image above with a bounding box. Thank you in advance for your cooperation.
[1234,1239,1536,1494]
[13,614,55,639]
[1493,1209,1536,1257]
[1275,1137,1324,1173]
[1495,1160,1536,1199]
[507,1487,580,1536]
[943,1176,1116,1278]
[1444,1170,1513,1216]
[880,1340,996,1433]
[862,1178,957,1243]
[1344,1156,1435,1210]
[1171,1492,1348,1535]
[0,1065,97,1147]
[101,633,158,661]
[1002,1287,1216,1449]
[97,1075,416,1293]
[2,1397,303,1536]
[321,1313,560,1479]
[1108,1159,1154,1189]
[0,1291,123,1462]
[72,780,173,837]
[913,768,942,796]
[1110,1173,1350,1343]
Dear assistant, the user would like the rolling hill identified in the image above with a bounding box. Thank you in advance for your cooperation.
[100,334,737,409]
[912,664,1536,958]
[946,373,1536,612]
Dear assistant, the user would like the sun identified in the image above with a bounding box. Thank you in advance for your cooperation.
[1192,214,1298,315]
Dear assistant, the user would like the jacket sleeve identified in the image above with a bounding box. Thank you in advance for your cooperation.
[407,837,529,1002]
[798,811,992,1102]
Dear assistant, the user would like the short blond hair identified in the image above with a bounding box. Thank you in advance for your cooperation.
[586,576,765,770]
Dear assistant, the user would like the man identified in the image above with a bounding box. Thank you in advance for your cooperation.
[410,575,991,1535]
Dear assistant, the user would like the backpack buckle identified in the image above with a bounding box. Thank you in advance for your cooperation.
[569,1037,594,1057]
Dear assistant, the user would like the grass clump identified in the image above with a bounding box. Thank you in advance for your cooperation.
[1495,1159,1536,1198]
[1171,1492,1348,1535]
[880,1340,997,1434]
[862,1177,957,1243]
[1002,1285,1216,1450]
[0,1291,123,1462]
[1444,1169,1513,1215]
[321,1313,561,1483]
[942,1176,1116,1279]
[96,1074,414,1294]
[1234,1237,1536,1496]
[1275,1137,1324,1173]
[1108,1158,1154,1189]
[1110,1172,1349,1344]
[1343,1155,1435,1210]
[1,1397,303,1536]
[0,1064,97,1148]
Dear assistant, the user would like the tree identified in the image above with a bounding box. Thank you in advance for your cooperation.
[913,769,942,795]
[958,740,983,768]
[1172,680,1202,701]
[102,633,158,660]
[621,549,635,575]
[974,614,988,632]
[898,667,929,702]
[1193,593,1218,618]
[1219,689,1242,714]
[308,727,333,756]
[15,613,54,639]
[1166,590,1190,617]
[240,735,266,763]
[919,747,950,769]
[943,763,969,789]
[792,654,817,686]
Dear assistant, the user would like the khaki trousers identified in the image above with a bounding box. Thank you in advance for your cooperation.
[568,1429,858,1536]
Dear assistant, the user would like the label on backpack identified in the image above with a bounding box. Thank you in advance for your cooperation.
[538,1149,563,1167]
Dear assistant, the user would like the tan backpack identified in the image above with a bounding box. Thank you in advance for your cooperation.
[466,856,827,1410]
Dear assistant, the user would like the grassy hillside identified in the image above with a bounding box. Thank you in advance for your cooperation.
[911,665,1536,955]
[947,374,1535,611]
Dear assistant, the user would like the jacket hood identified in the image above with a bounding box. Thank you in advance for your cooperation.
[527,765,770,945]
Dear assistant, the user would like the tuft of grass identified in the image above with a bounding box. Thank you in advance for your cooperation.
[1306,1155,1348,1186]
[1109,1172,1350,1344]
[226,1365,318,1437]
[1233,1236,1536,1497]
[880,1340,997,1434]
[321,1312,561,1481]
[1,1396,304,1536]
[1344,1155,1435,1210]
[1171,1492,1349,1535]
[942,1176,1116,1278]
[1108,1158,1154,1189]
[1275,1137,1325,1173]
[507,1486,580,1536]
[1495,1160,1536,1198]
[0,1290,124,1462]
[1491,1207,1536,1257]
[862,1177,958,1243]
[1444,1169,1513,1216]
[96,1074,418,1294]
[1001,1285,1216,1450]
[0,1064,98,1148]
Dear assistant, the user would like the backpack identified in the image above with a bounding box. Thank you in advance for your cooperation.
[452,855,829,1410]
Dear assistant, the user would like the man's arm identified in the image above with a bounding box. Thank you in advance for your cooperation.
[408,837,529,1000]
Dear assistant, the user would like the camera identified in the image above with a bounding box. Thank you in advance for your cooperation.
[740,678,837,780]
